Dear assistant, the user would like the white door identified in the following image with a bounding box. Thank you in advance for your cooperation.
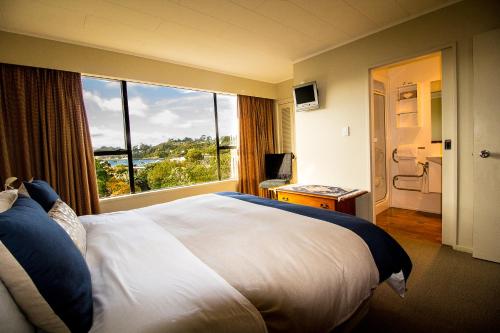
[276,100,297,183]
[472,28,500,263]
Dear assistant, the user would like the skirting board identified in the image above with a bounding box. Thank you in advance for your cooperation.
[453,245,473,254]
[390,204,442,215]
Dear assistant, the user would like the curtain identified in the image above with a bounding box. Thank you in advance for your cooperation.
[238,95,275,197]
[0,63,99,215]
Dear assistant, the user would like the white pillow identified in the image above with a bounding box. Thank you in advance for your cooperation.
[17,183,29,197]
[0,190,18,213]
[0,279,35,333]
[48,199,87,256]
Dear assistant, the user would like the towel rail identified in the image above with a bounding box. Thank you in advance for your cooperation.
[392,147,426,164]
[391,148,428,191]
[392,162,428,192]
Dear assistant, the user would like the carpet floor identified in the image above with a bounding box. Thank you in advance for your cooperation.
[353,235,500,333]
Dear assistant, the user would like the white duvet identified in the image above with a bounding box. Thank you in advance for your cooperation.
[80,194,379,333]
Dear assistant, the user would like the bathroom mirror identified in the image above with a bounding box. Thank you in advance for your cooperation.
[430,80,442,143]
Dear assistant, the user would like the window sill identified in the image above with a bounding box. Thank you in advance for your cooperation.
[98,179,238,213]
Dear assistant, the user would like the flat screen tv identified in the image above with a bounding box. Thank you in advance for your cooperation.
[293,81,319,112]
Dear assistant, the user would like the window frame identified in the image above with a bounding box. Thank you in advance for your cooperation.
[86,77,238,196]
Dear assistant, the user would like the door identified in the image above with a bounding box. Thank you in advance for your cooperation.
[373,90,387,202]
[472,28,500,263]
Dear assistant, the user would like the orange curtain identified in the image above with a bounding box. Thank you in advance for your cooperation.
[238,95,275,197]
[0,63,99,215]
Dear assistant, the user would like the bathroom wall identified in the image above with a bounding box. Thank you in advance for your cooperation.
[386,54,442,213]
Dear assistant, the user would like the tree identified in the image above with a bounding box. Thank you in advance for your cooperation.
[95,159,116,197]
[108,178,130,196]
[186,148,204,162]
[134,165,153,192]
[147,160,191,189]
[94,135,236,197]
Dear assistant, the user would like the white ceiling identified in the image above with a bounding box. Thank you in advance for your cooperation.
[0,0,458,83]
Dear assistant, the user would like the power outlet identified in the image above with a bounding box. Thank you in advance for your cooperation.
[342,126,350,137]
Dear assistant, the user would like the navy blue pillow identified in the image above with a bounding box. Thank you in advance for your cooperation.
[22,180,59,212]
[0,196,93,333]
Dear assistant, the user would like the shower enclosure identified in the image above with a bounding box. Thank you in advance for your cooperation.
[373,80,388,206]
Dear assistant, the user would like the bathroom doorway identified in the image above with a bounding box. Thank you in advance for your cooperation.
[370,51,447,244]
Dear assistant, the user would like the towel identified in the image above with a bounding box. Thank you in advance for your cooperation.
[398,159,418,175]
[396,85,417,115]
[397,112,418,127]
[397,144,417,159]
[396,98,417,115]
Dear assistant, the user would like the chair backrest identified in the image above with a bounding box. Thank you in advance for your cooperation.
[265,153,293,180]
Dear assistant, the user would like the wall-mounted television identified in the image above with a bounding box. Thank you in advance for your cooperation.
[293,81,319,112]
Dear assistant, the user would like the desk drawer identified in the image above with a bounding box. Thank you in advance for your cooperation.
[277,192,336,210]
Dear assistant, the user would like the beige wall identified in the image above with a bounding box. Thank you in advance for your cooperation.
[276,79,294,100]
[0,31,277,99]
[293,0,500,248]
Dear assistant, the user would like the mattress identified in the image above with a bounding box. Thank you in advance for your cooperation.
[80,192,412,333]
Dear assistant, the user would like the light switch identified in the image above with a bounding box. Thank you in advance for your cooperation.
[342,126,350,137]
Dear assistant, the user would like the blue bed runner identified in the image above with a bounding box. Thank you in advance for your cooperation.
[217,192,412,283]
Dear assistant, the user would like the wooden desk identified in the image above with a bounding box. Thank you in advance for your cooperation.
[274,185,367,216]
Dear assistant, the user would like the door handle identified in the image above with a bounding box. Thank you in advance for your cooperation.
[480,150,490,158]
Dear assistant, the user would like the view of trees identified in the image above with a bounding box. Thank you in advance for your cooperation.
[95,136,236,198]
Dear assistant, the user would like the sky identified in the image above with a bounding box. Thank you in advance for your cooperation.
[82,77,238,150]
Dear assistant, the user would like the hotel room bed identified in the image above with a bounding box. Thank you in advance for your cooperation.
[78,192,412,333]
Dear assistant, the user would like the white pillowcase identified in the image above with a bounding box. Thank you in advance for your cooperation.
[0,190,18,213]
[48,199,87,256]
[0,279,35,333]
[17,183,29,197]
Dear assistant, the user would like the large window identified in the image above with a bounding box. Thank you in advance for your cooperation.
[82,77,238,198]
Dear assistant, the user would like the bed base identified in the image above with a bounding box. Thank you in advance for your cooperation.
[331,296,371,333]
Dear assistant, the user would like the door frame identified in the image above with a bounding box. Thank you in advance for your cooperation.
[368,43,458,247]
[371,73,391,215]
[275,98,297,184]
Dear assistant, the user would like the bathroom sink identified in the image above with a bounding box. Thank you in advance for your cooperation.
[427,156,442,165]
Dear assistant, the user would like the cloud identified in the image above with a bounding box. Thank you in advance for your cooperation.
[128,97,148,117]
[131,131,169,146]
[85,83,237,146]
[105,81,120,89]
[83,90,122,112]
[176,88,197,94]
[149,109,180,125]
[154,94,212,108]
[89,126,124,149]
[83,90,148,117]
